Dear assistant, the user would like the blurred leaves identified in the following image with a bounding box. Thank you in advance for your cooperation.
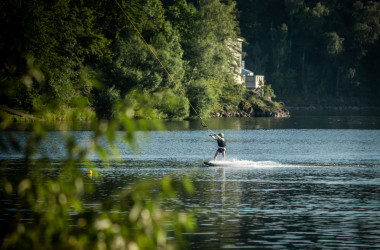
[0,64,194,250]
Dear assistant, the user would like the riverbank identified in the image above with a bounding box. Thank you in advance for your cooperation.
[0,107,96,123]
[209,108,290,118]
[209,87,290,119]
[287,106,380,111]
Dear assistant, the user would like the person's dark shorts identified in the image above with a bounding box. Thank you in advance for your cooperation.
[217,147,226,153]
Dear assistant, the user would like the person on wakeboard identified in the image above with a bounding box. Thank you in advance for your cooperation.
[210,133,226,161]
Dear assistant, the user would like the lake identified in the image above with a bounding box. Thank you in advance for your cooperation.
[1,111,380,248]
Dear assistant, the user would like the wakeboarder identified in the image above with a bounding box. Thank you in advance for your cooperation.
[210,133,226,161]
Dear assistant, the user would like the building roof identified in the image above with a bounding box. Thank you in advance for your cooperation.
[241,68,254,76]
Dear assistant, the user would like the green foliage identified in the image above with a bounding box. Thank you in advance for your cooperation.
[0,55,43,113]
[0,0,288,120]
[246,91,268,112]
[154,88,189,119]
[217,82,246,112]
[238,0,380,105]
[39,106,96,122]
[123,89,163,119]
[169,0,240,83]
[0,75,194,249]
[262,84,276,100]
[0,0,111,115]
[3,0,380,116]
[0,0,246,119]
[235,88,284,114]
[186,79,216,118]
[94,86,121,120]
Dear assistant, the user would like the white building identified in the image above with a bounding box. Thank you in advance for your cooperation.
[233,39,264,90]
[230,38,244,85]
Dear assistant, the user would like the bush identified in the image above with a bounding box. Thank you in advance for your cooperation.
[186,79,216,118]
[154,89,189,119]
[93,86,121,120]
[0,89,194,250]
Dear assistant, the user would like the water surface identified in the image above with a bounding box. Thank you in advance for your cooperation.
[1,112,380,248]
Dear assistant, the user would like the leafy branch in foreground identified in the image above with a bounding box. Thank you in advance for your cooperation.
[0,84,194,249]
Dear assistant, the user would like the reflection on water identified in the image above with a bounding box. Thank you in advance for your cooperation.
[1,112,380,248]
[2,129,379,166]
[77,161,380,249]
[161,110,380,130]
[184,165,380,248]
[2,160,380,248]
[3,109,380,131]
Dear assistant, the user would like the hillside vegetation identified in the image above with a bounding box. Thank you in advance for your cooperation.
[0,0,287,122]
[238,0,380,107]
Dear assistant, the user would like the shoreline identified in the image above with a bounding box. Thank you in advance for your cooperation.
[287,106,380,111]
[209,108,290,118]
[3,105,379,129]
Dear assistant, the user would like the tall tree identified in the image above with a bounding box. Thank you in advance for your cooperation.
[236,0,380,105]
[167,0,240,83]
[166,0,240,116]
[0,0,109,111]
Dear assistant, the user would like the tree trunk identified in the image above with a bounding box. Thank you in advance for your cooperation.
[336,69,340,97]
[301,48,307,96]
[270,23,277,71]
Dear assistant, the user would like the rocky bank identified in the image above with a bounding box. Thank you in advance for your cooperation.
[209,108,290,118]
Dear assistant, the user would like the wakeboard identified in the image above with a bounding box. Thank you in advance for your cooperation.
[204,161,232,166]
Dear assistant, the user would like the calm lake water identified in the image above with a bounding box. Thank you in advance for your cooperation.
[1,111,380,248]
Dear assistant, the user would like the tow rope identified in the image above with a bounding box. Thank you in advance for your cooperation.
[114,0,214,134]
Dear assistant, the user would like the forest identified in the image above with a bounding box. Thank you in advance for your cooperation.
[0,0,243,121]
[238,0,380,106]
[1,0,379,122]
[0,1,379,249]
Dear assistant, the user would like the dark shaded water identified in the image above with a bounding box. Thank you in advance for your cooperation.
[1,111,380,248]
